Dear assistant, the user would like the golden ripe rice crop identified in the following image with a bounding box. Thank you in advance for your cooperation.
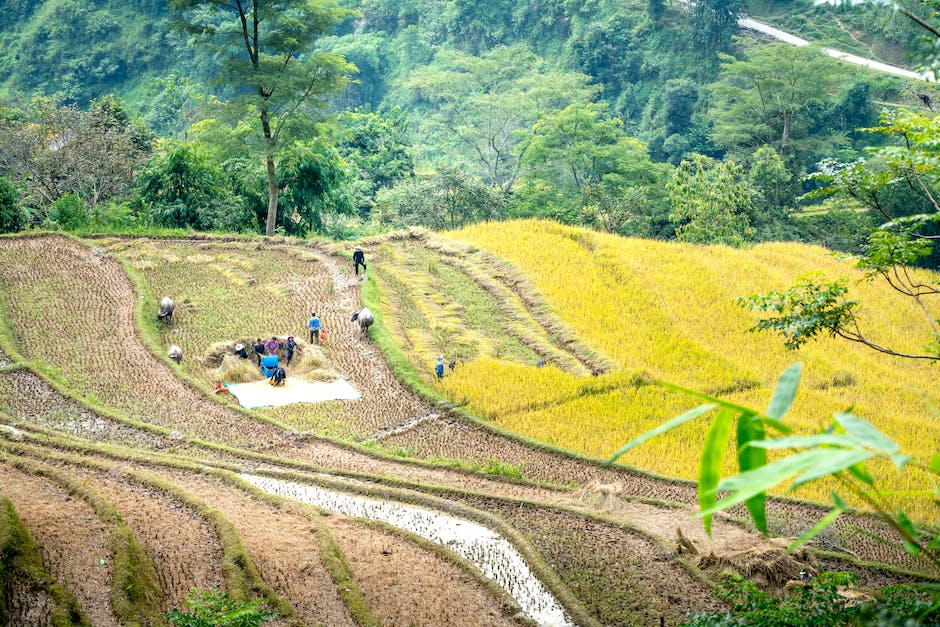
[437,220,940,520]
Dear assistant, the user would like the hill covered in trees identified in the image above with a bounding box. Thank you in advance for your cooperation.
[0,0,937,253]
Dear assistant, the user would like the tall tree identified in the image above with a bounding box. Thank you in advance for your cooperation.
[407,45,599,193]
[690,0,743,52]
[709,44,840,169]
[667,153,754,246]
[0,97,153,216]
[167,0,354,235]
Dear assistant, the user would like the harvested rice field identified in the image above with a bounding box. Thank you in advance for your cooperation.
[0,230,936,626]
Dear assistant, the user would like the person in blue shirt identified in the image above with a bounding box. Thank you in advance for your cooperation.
[435,355,445,378]
[307,312,321,344]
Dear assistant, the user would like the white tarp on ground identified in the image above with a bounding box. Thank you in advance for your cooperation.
[226,376,361,409]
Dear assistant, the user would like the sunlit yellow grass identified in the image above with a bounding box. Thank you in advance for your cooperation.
[444,219,940,520]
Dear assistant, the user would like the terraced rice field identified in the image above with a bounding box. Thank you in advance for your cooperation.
[0,231,936,626]
[367,222,940,520]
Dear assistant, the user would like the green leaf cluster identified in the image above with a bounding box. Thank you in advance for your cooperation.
[610,362,940,561]
[164,589,275,627]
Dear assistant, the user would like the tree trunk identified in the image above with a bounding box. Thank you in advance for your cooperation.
[264,154,278,236]
[261,107,278,236]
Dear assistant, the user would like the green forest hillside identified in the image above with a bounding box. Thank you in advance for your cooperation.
[1,0,938,268]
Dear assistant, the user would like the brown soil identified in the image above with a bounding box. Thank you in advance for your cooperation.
[71,467,225,611]
[0,463,118,627]
[457,495,725,626]
[325,516,523,627]
[5,578,56,626]
[272,244,433,434]
[0,237,286,447]
[0,369,188,453]
[149,468,356,627]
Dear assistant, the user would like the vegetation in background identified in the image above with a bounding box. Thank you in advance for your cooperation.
[0,0,935,240]
[0,96,153,226]
[742,108,940,360]
[0,177,24,234]
[166,0,355,235]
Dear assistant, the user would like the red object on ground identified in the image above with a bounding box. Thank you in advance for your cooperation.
[319,329,327,344]
[212,381,231,394]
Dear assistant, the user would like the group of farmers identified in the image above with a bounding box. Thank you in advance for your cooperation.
[161,246,369,383]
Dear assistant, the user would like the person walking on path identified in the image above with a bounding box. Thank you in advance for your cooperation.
[353,246,367,277]
[308,312,321,344]
[285,335,297,365]
[264,336,279,355]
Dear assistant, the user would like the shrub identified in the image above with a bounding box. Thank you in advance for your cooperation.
[163,589,275,627]
[47,193,89,231]
[0,177,25,233]
[682,572,940,626]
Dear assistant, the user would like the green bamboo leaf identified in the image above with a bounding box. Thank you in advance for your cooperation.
[748,434,857,449]
[765,363,802,420]
[896,509,921,554]
[605,403,716,466]
[792,449,876,488]
[847,462,875,486]
[703,449,833,516]
[833,413,898,453]
[889,453,911,469]
[736,413,767,534]
[788,499,847,552]
[699,407,736,535]
[928,534,940,551]
[930,452,940,473]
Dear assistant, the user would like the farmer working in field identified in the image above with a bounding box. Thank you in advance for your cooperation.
[234,343,248,359]
[285,335,297,365]
[269,365,287,386]
[252,338,265,365]
[308,312,321,344]
[353,246,366,276]
[265,336,279,355]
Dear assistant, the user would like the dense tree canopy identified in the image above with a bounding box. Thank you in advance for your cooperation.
[167,0,355,235]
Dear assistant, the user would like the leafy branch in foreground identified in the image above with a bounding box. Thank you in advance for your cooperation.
[740,107,940,361]
[607,363,940,564]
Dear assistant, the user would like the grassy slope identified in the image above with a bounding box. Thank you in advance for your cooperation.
[430,220,940,520]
